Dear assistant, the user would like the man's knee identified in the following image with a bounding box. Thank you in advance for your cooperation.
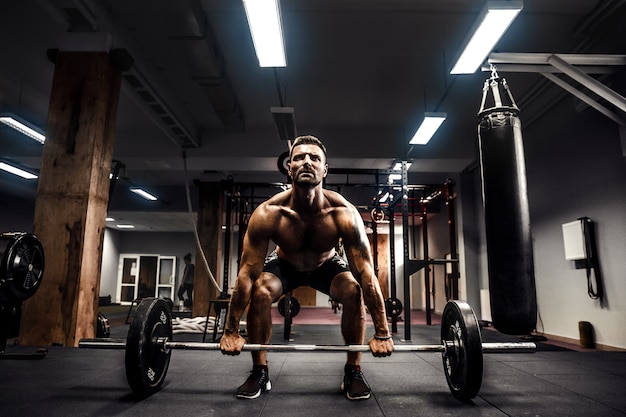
[330,273,362,305]
[251,274,282,306]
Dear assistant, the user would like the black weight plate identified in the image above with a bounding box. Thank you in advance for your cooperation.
[371,208,385,223]
[440,300,483,402]
[0,233,45,302]
[277,151,290,176]
[96,312,111,338]
[277,295,300,318]
[278,296,286,317]
[125,298,172,397]
[385,297,403,318]
[291,296,300,317]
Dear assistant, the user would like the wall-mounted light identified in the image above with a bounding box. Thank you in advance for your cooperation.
[450,1,523,74]
[129,187,158,201]
[409,113,447,145]
[0,115,46,144]
[242,0,287,67]
[392,161,412,171]
[0,161,38,180]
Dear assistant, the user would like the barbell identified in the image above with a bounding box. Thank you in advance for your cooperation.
[78,298,536,401]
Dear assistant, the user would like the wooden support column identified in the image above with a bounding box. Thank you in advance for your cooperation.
[193,181,224,317]
[20,51,122,347]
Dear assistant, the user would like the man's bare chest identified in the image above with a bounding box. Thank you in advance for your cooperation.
[273,215,339,252]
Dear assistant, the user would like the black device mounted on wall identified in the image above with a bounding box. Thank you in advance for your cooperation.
[561,217,603,300]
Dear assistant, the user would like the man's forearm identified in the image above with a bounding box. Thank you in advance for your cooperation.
[224,279,251,333]
[361,278,390,336]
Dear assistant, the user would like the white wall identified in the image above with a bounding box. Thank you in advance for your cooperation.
[100,228,121,300]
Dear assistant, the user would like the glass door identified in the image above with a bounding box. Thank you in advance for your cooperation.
[118,256,139,304]
[116,254,177,304]
[157,256,176,299]
[138,255,158,299]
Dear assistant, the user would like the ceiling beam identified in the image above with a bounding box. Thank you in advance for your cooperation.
[484,52,626,124]
[486,52,626,67]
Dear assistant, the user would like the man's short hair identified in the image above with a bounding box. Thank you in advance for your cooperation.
[289,135,327,161]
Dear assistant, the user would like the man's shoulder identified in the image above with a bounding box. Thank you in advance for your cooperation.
[248,193,289,229]
[262,189,291,206]
[323,191,360,221]
[257,191,290,215]
[322,189,351,207]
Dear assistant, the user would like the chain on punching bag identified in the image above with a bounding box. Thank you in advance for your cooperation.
[477,66,537,335]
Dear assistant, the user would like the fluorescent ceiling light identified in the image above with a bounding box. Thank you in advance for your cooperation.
[0,162,38,179]
[129,187,158,201]
[106,217,115,221]
[242,0,286,67]
[0,116,46,144]
[117,224,135,229]
[409,113,447,145]
[450,1,523,74]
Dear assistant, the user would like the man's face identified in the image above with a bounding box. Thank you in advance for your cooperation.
[288,144,328,186]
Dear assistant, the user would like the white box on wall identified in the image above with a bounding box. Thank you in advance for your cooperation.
[562,220,586,261]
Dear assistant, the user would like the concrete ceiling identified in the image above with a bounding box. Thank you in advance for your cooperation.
[1,0,625,231]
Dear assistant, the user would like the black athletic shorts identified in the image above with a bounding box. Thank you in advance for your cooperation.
[262,250,351,295]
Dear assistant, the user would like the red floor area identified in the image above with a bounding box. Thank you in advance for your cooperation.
[270,306,441,326]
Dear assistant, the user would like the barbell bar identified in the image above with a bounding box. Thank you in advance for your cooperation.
[78,298,536,402]
[78,338,535,354]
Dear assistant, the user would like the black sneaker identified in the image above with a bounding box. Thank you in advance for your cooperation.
[340,365,371,400]
[236,366,271,399]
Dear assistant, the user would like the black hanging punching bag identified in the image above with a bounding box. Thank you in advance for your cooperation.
[477,70,537,335]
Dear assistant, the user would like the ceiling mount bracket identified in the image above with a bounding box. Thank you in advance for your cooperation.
[485,52,626,125]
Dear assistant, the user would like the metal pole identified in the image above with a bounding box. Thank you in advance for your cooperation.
[547,54,626,113]
[401,161,412,340]
[445,180,459,300]
[221,182,232,298]
[388,206,398,334]
[421,203,431,326]
[372,219,379,277]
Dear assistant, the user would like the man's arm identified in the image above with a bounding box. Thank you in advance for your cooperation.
[220,209,270,354]
[341,205,393,355]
